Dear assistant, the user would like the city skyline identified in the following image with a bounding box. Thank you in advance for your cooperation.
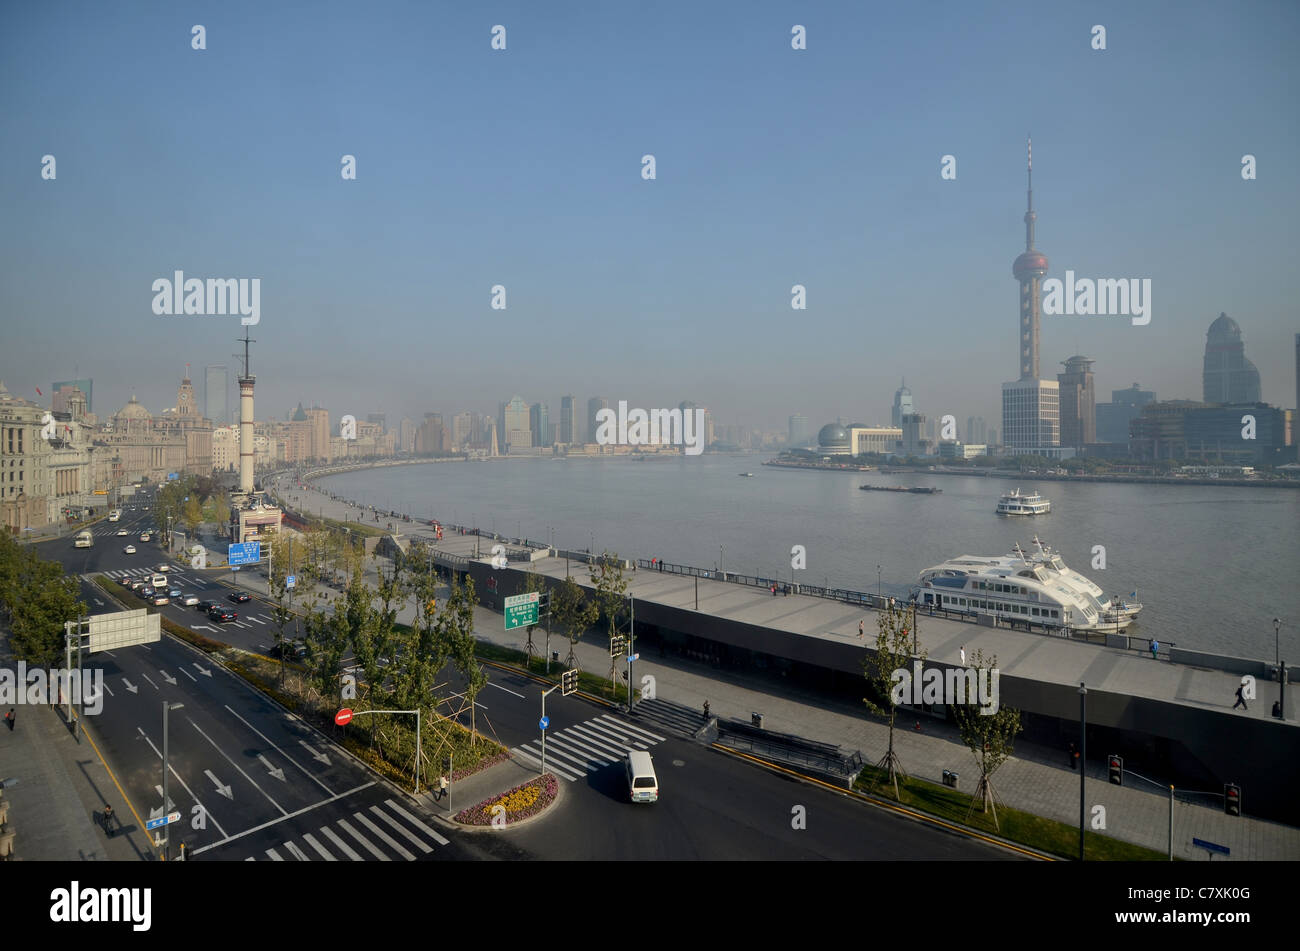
[3,2,1298,431]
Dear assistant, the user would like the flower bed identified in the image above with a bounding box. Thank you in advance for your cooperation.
[455,774,559,826]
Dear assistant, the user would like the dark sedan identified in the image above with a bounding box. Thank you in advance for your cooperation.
[196,600,217,613]
[228,592,251,604]
[208,607,238,623]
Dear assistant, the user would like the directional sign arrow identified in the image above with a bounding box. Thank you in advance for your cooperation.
[299,740,331,766]
[192,663,212,677]
[122,678,138,694]
[159,670,177,686]
[204,769,233,799]
[149,805,164,820]
[257,753,286,781]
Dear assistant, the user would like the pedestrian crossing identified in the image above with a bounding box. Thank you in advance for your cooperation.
[239,798,449,861]
[102,566,187,581]
[510,713,666,782]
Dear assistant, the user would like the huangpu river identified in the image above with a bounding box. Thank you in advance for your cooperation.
[317,455,1300,660]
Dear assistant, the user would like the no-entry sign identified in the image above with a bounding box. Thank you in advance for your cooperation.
[335,708,353,726]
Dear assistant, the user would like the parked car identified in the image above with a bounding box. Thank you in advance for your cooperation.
[228,592,251,603]
[182,594,200,606]
[124,545,136,554]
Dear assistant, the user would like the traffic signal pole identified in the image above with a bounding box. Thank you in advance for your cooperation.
[540,683,560,778]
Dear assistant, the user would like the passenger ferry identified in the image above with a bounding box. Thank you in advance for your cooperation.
[914,542,1140,632]
[1024,536,1143,626]
[996,488,1051,516]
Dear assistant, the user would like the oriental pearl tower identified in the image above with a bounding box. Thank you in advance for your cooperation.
[1012,137,1049,381]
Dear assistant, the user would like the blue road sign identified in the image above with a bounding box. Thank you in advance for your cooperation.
[167,472,179,481]
[628,653,639,662]
[231,565,240,572]
[286,574,296,588]
[1192,837,1230,856]
[146,812,180,830]
[228,541,261,566]
[539,716,549,730]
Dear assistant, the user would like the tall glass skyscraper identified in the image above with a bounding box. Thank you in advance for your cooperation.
[1202,313,1261,404]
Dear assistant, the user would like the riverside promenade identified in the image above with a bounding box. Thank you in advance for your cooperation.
[267,470,1300,860]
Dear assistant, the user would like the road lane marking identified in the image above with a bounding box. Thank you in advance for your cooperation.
[142,673,159,690]
[180,667,197,682]
[266,848,284,860]
[569,723,641,753]
[188,781,376,857]
[486,681,525,699]
[187,719,288,816]
[355,812,414,860]
[575,720,649,750]
[134,727,229,838]
[283,840,310,861]
[303,832,336,860]
[510,746,580,782]
[338,818,389,860]
[596,715,666,743]
[382,799,450,846]
[223,704,335,796]
[320,825,362,861]
[370,805,432,853]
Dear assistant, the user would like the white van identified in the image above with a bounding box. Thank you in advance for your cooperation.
[624,750,658,804]
[108,510,121,522]
[149,573,169,590]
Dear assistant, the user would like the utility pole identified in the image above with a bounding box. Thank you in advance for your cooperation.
[1078,683,1086,862]
[162,702,184,861]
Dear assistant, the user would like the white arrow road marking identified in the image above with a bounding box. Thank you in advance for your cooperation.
[257,754,287,782]
[141,673,158,691]
[160,670,177,686]
[193,663,212,677]
[186,719,287,816]
[299,740,331,766]
[94,598,104,606]
[204,769,234,800]
[152,787,176,810]
[223,705,335,796]
[122,678,138,693]
[134,726,228,838]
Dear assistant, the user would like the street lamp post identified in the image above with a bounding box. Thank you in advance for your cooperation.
[877,565,882,601]
[1275,618,1284,719]
[1078,683,1086,862]
[162,701,184,861]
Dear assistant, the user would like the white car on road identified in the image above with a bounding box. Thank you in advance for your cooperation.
[123,545,136,554]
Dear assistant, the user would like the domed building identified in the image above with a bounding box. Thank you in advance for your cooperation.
[1203,313,1261,404]
[817,423,850,455]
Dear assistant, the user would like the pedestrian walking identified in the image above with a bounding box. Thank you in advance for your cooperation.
[1233,683,1248,711]
[4,709,13,731]
[960,645,966,666]
[858,619,865,638]
[1150,638,1160,660]
[702,700,710,720]
[1068,742,1078,769]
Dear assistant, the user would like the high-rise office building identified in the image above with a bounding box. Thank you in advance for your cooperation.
[1203,313,1261,404]
[307,407,330,462]
[586,397,609,445]
[965,415,987,444]
[1095,384,1156,444]
[1002,138,1060,454]
[530,402,550,448]
[452,412,474,450]
[501,396,531,452]
[788,414,809,447]
[416,413,445,454]
[399,417,415,453]
[558,395,576,445]
[1057,355,1096,449]
[203,366,228,425]
[891,381,914,428]
[367,413,386,434]
[1295,333,1299,415]
[52,378,93,414]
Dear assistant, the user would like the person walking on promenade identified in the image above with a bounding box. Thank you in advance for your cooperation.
[960,645,966,666]
[859,619,865,638]
[4,709,13,731]
[1150,639,1160,660]
[1233,683,1248,711]
[702,700,710,720]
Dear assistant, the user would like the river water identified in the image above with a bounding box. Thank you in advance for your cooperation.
[317,455,1300,660]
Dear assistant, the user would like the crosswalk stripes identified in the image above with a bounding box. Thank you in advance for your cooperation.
[509,713,667,783]
[625,697,712,738]
[240,798,447,861]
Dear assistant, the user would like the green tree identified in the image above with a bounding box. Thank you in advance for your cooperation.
[6,548,84,666]
[551,574,597,670]
[951,649,1022,831]
[862,600,926,799]
[589,551,629,684]
[267,531,300,685]
[182,494,203,540]
[442,577,486,744]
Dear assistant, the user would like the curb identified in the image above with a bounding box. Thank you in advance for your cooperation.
[449,772,564,832]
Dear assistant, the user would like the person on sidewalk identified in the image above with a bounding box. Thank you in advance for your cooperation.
[960,645,966,666]
[1068,742,1078,769]
[1150,639,1160,660]
[1233,683,1248,711]
[702,700,710,720]
[858,619,864,638]
[4,709,13,731]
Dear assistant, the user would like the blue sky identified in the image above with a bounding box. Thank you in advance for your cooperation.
[1,0,1297,432]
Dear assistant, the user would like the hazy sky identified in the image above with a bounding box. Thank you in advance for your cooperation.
[2,1,1297,433]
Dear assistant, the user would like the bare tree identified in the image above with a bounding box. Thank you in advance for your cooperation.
[951,648,1022,830]
[862,601,926,800]
[551,575,597,670]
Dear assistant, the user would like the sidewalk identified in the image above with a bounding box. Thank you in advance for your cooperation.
[0,635,154,861]
[269,472,1300,860]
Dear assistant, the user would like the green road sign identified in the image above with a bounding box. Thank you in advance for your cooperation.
[504,591,540,630]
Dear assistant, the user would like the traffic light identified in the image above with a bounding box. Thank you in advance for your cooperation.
[561,668,579,696]
[1108,754,1123,785]
[1224,783,1241,817]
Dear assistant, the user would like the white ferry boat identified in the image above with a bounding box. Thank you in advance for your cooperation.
[914,542,1140,632]
[996,488,1051,516]
[1025,536,1143,626]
